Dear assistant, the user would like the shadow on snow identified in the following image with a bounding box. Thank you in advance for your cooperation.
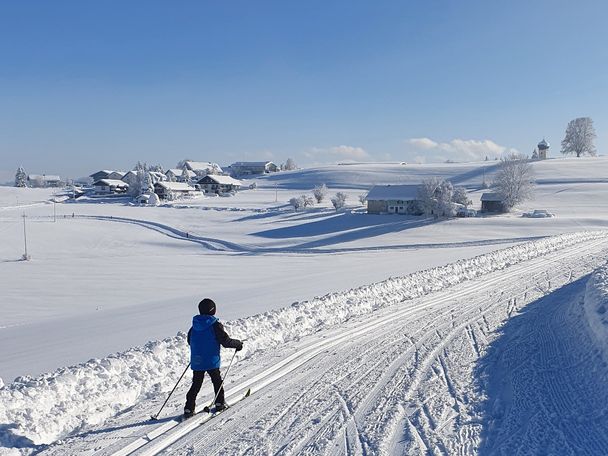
[473,275,608,455]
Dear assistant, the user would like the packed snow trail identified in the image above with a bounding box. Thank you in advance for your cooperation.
[34,235,608,456]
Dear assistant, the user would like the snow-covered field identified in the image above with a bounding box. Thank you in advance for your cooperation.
[2,157,608,455]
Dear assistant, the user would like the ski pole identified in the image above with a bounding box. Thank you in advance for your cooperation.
[203,349,238,412]
[150,362,191,420]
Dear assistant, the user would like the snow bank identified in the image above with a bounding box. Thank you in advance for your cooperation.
[1,230,607,449]
[583,262,608,362]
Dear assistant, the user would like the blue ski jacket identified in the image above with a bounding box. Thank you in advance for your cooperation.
[188,315,242,371]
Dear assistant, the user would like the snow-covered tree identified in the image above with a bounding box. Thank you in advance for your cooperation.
[176,159,192,170]
[417,177,456,217]
[493,154,535,211]
[358,193,367,205]
[149,164,164,173]
[289,196,305,211]
[331,192,348,211]
[561,117,597,157]
[312,184,328,203]
[531,148,539,160]
[283,158,297,171]
[301,194,314,208]
[14,167,27,187]
[452,187,472,208]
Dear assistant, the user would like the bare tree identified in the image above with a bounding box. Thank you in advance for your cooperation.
[561,117,597,157]
[358,193,367,205]
[312,184,328,203]
[331,192,348,211]
[493,154,535,211]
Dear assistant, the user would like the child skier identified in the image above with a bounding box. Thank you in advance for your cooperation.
[184,298,243,418]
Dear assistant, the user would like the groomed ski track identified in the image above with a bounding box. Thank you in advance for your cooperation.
[39,236,608,455]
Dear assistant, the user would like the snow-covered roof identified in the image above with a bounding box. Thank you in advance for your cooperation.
[94,179,129,187]
[185,161,223,173]
[89,170,113,177]
[365,185,419,201]
[155,181,196,192]
[166,168,196,177]
[231,161,274,167]
[481,192,503,202]
[201,175,243,186]
[28,174,62,182]
[538,138,550,149]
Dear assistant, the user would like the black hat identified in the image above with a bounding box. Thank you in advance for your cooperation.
[198,298,216,315]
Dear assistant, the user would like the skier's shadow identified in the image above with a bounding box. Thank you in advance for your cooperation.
[68,415,176,440]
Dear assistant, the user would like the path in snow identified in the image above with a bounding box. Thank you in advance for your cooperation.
[35,236,608,456]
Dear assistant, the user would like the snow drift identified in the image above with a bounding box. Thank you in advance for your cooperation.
[1,230,607,450]
[584,262,608,363]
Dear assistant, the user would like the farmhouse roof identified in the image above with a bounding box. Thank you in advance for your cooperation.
[231,161,273,167]
[185,161,223,173]
[167,168,196,177]
[28,174,62,181]
[155,181,196,191]
[365,185,419,201]
[200,175,243,186]
[94,179,129,187]
[480,192,503,202]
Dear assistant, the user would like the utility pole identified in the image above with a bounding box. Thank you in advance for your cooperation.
[53,200,56,223]
[22,213,29,260]
[275,183,278,203]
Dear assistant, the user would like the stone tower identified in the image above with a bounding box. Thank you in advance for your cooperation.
[537,138,549,160]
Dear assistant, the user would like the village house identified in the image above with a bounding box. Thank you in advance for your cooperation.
[153,181,196,200]
[197,175,243,194]
[480,192,506,213]
[166,168,197,182]
[93,179,129,194]
[27,174,63,188]
[365,185,422,215]
[184,161,223,176]
[229,161,279,176]
[89,170,124,182]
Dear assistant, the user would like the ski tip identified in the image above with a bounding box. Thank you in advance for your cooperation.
[244,388,251,398]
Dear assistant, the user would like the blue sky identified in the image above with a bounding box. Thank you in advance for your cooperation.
[0,0,606,181]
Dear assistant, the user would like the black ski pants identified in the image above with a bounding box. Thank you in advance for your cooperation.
[185,369,224,410]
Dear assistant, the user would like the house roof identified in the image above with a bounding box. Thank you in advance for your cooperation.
[94,179,129,187]
[185,161,223,173]
[28,174,62,181]
[231,161,274,167]
[166,168,196,177]
[365,185,419,201]
[155,181,196,191]
[481,192,503,202]
[89,170,113,177]
[200,175,243,186]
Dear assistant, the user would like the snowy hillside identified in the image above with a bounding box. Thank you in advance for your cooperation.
[2,158,608,455]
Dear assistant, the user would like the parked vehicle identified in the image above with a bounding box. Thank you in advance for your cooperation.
[523,209,555,218]
[456,208,477,217]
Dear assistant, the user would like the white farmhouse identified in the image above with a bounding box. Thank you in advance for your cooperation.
[365,185,422,215]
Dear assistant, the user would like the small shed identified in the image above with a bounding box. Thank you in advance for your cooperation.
[366,185,422,215]
[93,179,129,194]
[197,175,243,194]
[153,181,196,200]
[480,193,506,213]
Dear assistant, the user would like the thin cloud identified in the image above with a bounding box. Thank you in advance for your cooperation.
[306,145,370,162]
[406,137,518,162]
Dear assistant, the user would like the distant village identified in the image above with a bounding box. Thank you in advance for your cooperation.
[14,160,289,204]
